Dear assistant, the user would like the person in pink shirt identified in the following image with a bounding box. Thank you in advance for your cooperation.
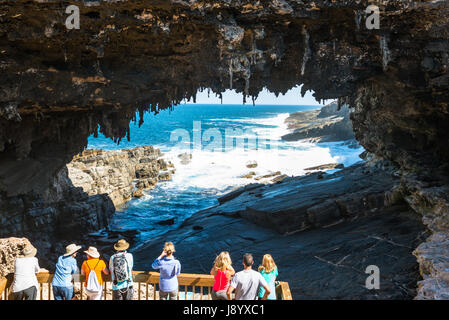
[210,251,235,300]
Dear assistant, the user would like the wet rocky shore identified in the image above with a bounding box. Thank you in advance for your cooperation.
[133,160,428,299]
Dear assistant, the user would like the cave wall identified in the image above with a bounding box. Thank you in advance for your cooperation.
[0,0,448,298]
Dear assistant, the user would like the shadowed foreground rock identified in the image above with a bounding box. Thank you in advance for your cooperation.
[134,197,426,299]
[212,161,401,234]
[134,161,428,299]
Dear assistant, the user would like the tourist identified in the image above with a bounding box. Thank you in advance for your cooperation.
[12,244,47,300]
[258,254,278,300]
[80,246,109,300]
[109,239,134,300]
[210,251,235,300]
[226,253,271,300]
[51,243,81,300]
[152,242,181,300]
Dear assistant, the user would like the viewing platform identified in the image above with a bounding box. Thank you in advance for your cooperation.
[0,271,292,300]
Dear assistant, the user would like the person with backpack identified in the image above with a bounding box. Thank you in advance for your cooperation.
[81,246,109,300]
[109,239,134,300]
[51,243,81,300]
[152,242,181,300]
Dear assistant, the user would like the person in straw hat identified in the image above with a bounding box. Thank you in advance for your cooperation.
[51,243,81,300]
[80,246,109,300]
[12,244,47,300]
[109,239,134,300]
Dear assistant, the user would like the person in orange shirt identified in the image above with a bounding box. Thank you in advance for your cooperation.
[80,247,109,300]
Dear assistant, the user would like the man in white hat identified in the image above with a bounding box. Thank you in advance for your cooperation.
[51,243,81,300]
[109,239,134,300]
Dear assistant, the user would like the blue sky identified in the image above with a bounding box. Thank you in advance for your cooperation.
[184,85,331,106]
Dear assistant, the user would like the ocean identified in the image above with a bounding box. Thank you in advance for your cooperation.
[87,104,365,249]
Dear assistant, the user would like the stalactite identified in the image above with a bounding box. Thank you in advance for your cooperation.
[301,25,311,76]
[228,60,233,90]
[354,10,362,31]
[379,36,391,72]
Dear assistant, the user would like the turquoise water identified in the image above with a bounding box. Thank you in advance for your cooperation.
[87,104,364,249]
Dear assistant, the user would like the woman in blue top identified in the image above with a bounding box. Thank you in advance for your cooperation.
[258,254,278,300]
[152,242,181,300]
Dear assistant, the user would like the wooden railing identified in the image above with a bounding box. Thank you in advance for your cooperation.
[0,272,292,300]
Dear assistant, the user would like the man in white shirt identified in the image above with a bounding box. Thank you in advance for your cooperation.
[227,253,271,300]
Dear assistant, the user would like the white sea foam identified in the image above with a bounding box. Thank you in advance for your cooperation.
[155,113,364,191]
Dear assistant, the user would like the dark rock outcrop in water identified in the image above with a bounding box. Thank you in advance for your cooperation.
[282,102,355,143]
[134,161,428,299]
[0,0,448,298]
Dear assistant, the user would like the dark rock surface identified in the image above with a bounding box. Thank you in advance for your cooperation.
[132,161,428,299]
[68,146,174,207]
[157,218,176,226]
[203,161,401,234]
[282,102,355,143]
[134,189,427,299]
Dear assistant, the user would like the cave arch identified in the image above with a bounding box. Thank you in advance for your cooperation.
[0,0,448,299]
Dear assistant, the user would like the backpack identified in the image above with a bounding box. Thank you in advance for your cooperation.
[112,253,130,284]
[86,259,101,293]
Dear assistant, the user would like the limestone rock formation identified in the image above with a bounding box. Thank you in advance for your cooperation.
[0,237,31,278]
[68,146,174,208]
[282,102,355,143]
[304,163,345,171]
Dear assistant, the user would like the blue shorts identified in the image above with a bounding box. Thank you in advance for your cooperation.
[52,285,74,300]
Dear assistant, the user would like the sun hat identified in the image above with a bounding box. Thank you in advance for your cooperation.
[64,244,82,256]
[22,245,37,258]
[114,239,130,251]
[84,246,100,258]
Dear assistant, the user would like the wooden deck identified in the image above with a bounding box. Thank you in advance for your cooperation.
[0,271,292,300]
